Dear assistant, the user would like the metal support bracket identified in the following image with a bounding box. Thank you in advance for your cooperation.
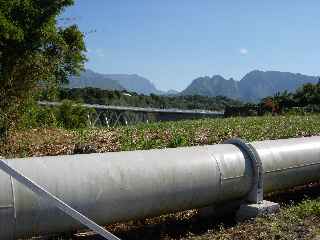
[225,139,264,204]
[0,159,121,240]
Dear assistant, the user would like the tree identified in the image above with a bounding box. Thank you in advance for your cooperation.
[294,83,317,106]
[0,0,86,139]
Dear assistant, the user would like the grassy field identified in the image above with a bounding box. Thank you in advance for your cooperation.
[2,114,320,158]
[3,114,320,239]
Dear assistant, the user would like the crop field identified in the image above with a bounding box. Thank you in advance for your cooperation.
[2,114,320,240]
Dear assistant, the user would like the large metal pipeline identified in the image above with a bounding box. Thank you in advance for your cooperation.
[1,136,320,239]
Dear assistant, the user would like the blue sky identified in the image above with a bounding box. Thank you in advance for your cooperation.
[62,1,320,91]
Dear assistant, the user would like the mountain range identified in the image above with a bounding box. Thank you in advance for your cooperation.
[68,69,125,91]
[68,69,165,95]
[182,70,319,101]
[68,69,319,102]
[102,74,162,95]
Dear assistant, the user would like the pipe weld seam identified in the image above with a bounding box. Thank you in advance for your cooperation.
[206,146,223,203]
[265,161,320,174]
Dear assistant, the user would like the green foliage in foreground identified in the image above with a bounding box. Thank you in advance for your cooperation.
[113,114,320,152]
[2,114,320,158]
[288,199,320,219]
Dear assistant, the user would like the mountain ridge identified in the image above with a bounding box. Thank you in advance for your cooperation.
[68,69,319,102]
[68,69,125,91]
[181,70,319,101]
[68,70,166,95]
[102,73,162,95]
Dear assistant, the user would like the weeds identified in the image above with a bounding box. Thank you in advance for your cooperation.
[2,115,320,158]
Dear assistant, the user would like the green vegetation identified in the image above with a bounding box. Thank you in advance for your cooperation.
[18,100,94,130]
[54,100,95,129]
[261,82,320,114]
[0,0,86,140]
[16,87,244,131]
[226,82,320,117]
[50,87,243,111]
[1,114,320,158]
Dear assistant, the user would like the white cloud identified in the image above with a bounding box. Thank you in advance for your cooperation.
[239,48,248,55]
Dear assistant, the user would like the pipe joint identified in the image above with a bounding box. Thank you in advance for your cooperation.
[226,139,264,204]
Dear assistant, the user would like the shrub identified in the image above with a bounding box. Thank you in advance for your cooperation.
[17,100,95,130]
[18,101,58,129]
[55,100,95,129]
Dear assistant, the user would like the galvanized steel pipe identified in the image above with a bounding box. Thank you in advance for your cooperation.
[1,136,320,239]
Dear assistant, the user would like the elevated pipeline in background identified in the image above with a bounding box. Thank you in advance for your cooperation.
[1,136,320,239]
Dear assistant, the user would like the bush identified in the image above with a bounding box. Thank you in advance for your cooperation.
[18,101,58,129]
[17,100,95,130]
[55,100,95,129]
[283,107,307,116]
